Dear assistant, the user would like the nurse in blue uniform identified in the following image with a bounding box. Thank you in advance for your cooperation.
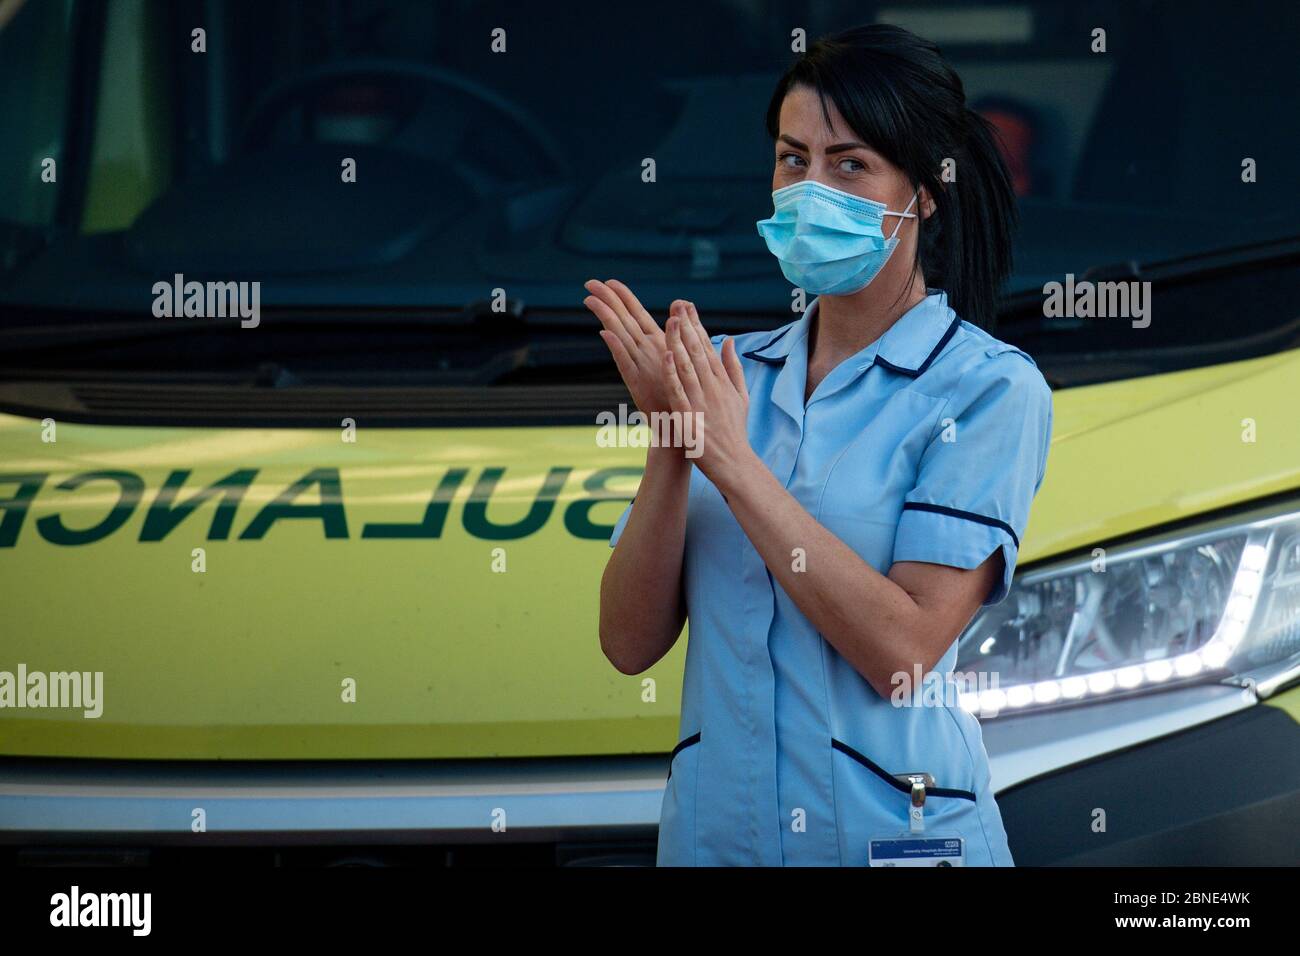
[585,23,1052,866]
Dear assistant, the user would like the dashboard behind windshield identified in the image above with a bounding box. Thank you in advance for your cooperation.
[1,0,1296,328]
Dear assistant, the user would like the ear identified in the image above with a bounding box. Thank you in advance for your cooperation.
[918,183,938,220]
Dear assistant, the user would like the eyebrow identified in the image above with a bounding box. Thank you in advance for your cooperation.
[778,134,873,155]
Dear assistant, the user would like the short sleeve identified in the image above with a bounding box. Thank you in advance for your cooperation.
[891,348,1053,606]
[608,499,634,548]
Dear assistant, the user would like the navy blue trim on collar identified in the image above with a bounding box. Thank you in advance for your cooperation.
[741,325,794,365]
[874,316,962,378]
[741,303,961,378]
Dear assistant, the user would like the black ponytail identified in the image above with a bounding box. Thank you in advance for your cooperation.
[764,24,1019,331]
[942,103,1020,330]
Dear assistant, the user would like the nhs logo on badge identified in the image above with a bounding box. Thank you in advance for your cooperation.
[869,836,965,867]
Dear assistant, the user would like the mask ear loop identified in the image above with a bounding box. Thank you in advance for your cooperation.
[885,190,921,240]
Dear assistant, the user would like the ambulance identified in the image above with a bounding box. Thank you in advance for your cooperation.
[1,0,1297,864]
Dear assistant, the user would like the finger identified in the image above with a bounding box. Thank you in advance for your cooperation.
[595,293,665,382]
[660,301,684,360]
[667,314,705,405]
[679,304,725,406]
[585,291,639,358]
[685,301,726,381]
[605,279,661,338]
[676,303,713,375]
[598,328,639,388]
[585,282,641,344]
[721,336,748,396]
[585,282,646,354]
[663,344,692,414]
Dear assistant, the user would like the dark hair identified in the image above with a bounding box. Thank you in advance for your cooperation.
[764,23,1018,331]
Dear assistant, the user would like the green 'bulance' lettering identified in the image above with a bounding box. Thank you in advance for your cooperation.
[36,471,146,546]
[3,464,651,546]
[139,469,259,541]
[0,473,48,548]
[361,468,469,538]
[239,468,348,540]
[564,467,641,540]
[462,467,571,540]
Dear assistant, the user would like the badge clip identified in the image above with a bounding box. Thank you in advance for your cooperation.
[870,771,965,865]
[895,772,935,833]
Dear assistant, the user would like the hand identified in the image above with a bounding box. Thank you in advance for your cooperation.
[663,301,754,488]
[584,278,681,417]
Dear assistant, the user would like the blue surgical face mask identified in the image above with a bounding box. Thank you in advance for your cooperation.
[756,180,919,295]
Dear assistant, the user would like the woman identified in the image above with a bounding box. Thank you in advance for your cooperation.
[583,24,1052,866]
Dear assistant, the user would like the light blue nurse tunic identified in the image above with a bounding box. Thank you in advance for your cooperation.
[608,290,1053,866]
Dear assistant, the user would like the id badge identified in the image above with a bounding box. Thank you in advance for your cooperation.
[869,833,965,867]
[869,772,966,865]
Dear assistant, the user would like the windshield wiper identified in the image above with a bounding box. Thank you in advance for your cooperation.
[1000,235,1300,325]
[0,318,227,352]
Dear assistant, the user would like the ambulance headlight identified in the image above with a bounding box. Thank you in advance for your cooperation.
[955,503,1300,717]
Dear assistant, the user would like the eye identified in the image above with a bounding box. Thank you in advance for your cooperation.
[777,151,806,169]
[838,156,867,173]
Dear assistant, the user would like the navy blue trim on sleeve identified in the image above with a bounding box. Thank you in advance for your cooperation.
[901,501,1020,549]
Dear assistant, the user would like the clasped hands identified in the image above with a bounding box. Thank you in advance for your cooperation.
[583,279,756,489]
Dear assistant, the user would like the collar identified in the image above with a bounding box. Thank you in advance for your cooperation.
[742,289,961,378]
